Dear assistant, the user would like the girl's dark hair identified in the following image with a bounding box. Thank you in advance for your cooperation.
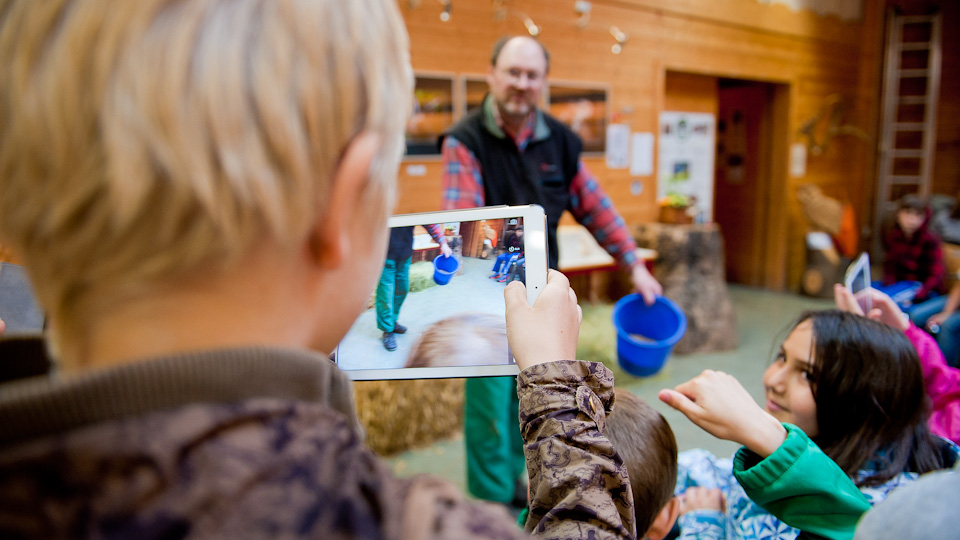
[798,310,946,487]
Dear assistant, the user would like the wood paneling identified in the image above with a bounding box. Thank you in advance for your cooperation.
[398,0,885,290]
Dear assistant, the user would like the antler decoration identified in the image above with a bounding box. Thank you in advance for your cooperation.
[797,94,871,156]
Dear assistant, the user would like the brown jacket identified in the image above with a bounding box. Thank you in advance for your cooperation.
[0,342,633,539]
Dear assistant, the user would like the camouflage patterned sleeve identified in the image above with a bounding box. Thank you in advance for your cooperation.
[518,361,636,540]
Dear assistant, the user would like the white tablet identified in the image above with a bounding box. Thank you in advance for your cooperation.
[334,205,548,380]
[844,252,873,314]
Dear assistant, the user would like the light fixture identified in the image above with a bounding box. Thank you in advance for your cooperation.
[491,2,539,36]
[439,0,451,21]
[610,25,628,54]
[574,0,591,29]
[520,12,540,36]
[492,0,506,21]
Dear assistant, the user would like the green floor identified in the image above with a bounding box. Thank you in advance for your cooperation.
[386,285,834,493]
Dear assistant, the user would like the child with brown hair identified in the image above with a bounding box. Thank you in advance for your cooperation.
[881,194,946,308]
[605,389,682,540]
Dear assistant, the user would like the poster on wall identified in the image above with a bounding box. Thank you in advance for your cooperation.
[657,112,717,221]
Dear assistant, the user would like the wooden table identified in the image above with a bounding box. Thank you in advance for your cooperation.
[558,224,656,303]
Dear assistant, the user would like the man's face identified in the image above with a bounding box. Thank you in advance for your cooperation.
[487,37,547,122]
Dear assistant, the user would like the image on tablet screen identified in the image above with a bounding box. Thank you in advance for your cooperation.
[335,216,526,371]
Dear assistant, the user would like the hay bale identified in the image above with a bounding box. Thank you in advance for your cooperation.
[354,378,464,456]
[363,260,438,310]
[409,261,437,293]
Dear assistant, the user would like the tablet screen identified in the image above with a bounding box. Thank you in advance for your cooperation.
[335,206,546,380]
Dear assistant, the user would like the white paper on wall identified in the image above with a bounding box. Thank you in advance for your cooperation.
[605,124,630,169]
[657,112,717,221]
[630,132,654,176]
[790,142,807,178]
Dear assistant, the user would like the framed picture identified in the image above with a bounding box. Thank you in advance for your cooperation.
[406,74,455,156]
[462,76,489,117]
[547,83,609,154]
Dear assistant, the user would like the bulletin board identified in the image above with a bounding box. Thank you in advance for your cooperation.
[657,111,717,220]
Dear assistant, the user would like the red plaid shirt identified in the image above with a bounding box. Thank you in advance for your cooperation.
[441,110,640,270]
[883,221,946,300]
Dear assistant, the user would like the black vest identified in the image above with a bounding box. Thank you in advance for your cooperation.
[386,226,414,262]
[442,108,582,270]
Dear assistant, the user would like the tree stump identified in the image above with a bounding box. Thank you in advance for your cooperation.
[633,223,738,354]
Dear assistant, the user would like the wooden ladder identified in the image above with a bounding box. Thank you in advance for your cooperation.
[874,9,942,239]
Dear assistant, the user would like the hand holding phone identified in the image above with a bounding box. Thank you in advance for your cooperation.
[834,283,910,332]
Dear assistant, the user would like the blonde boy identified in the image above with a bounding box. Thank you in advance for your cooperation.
[0,1,635,538]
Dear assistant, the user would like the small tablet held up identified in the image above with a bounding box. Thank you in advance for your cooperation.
[335,205,548,380]
[844,252,873,314]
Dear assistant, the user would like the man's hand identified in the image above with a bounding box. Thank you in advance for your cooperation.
[680,487,725,515]
[504,270,581,371]
[0,317,5,335]
[833,284,909,332]
[659,370,786,457]
[440,242,453,258]
[631,264,662,306]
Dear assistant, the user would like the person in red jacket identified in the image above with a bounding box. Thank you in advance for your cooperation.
[881,194,946,308]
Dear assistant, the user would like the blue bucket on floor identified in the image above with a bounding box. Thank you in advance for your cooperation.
[612,294,687,377]
[432,255,460,285]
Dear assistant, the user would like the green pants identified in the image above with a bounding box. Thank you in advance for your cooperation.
[376,257,410,332]
[464,376,526,503]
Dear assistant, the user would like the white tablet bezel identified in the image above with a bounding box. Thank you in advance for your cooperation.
[336,204,548,380]
[844,252,873,314]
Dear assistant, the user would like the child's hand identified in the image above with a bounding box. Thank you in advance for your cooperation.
[928,311,950,329]
[833,284,909,332]
[659,370,786,457]
[679,487,725,515]
[504,269,581,371]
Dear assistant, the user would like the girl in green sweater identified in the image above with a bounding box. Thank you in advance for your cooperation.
[659,310,958,540]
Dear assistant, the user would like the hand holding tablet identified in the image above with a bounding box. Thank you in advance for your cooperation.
[504,270,582,371]
[335,205,549,380]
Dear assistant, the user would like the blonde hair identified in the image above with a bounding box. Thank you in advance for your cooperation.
[0,0,412,348]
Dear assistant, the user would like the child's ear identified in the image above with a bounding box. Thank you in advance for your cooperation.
[308,132,380,270]
[643,496,681,540]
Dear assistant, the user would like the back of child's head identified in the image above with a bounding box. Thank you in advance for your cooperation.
[797,310,947,486]
[0,0,412,355]
[605,389,678,535]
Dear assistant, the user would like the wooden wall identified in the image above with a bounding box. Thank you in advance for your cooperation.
[398,0,886,290]
[927,1,960,196]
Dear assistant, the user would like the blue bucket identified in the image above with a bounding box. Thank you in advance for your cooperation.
[432,255,460,285]
[611,294,687,377]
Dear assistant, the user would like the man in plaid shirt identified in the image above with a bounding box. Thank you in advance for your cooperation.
[440,35,661,508]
